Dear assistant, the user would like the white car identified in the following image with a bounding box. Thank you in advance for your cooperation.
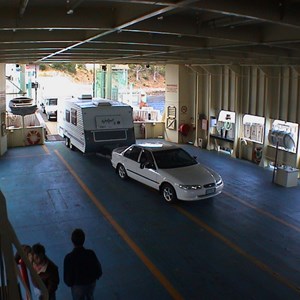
[111,143,224,203]
[41,97,58,121]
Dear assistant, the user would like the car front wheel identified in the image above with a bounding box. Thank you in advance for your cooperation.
[117,164,128,180]
[162,183,177,203]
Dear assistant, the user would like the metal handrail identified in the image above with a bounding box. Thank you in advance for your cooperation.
[0,190,49,300]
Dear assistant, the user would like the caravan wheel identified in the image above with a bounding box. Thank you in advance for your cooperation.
[65,137,70,148]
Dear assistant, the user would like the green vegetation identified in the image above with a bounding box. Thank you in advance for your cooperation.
[38,63,165,88]
[39,64,47,71]
[38,63,88,74]
[128,64,165,82]
[50,63,77,74]
[39,63,164,79]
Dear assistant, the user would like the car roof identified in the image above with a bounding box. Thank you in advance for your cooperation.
[134,143,179,152]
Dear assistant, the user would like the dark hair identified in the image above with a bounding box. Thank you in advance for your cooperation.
[15,244,32,264]
[71,228,85,246]
[32,243,46,257]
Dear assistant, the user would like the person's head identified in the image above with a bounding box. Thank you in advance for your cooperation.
[71,228,85,247]
[31,243,46,265]
[15,244,32,264]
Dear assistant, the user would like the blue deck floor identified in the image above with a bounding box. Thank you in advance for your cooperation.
[0,140,300,300]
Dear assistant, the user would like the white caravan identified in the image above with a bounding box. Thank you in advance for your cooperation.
[58,96,135,154]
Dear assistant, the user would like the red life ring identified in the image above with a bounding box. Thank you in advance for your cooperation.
[179,124,190,136]
[27,130,41,145]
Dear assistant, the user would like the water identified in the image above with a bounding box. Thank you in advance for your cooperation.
[146,95,165,114]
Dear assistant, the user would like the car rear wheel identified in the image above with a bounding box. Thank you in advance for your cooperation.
[117,164,128,180]
[162,183,177,203]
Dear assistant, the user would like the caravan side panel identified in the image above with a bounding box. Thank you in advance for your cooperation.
[59,98,135,154]
[58,100,86,152]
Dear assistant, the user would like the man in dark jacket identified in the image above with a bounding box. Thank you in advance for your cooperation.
[64,228,102,300]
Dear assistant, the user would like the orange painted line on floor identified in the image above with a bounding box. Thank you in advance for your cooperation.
[223,190,300,233]
[175,206,300,295]
[54,150,184,300]
[42,145,50,154]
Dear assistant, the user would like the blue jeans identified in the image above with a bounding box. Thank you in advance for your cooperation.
[71,282,96,300]
[34,287,56,300]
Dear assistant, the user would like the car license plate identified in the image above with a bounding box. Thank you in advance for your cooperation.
[206,187,216,195]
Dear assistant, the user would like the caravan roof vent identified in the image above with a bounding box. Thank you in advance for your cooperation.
[93,99,112,106]
[80,94,93,100]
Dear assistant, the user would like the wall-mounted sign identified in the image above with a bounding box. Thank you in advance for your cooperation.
[202,119,208,130]
[167,106,176,130]
[167,106,176,118]
[167,118,176,130]
[166,84,178,93]
[181,105,187,113]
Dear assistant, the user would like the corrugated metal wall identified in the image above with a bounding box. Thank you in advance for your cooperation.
[267,67,300,123]
[198,65,300,123]
[240,66,266,117]
[209,66,237,113]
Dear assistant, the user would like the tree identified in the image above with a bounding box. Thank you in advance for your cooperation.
[153,65,158,82]
[129,64,146,81]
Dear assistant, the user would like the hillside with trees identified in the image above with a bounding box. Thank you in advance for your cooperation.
[38,63,165,90]
[128,64,165,89]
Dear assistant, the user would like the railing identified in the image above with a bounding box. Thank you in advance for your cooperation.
[133,107,161,122]
[6,113,45,148]
[0,190,48,300]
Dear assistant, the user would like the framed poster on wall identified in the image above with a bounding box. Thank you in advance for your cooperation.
[166,106,176,130]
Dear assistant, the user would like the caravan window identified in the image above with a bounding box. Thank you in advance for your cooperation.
[71,108,77,126]
[48,98,58,105]
[65,109,70,122]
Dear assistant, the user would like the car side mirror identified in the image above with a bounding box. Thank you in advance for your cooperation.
[140,162,155,169]
[145,162,155,169]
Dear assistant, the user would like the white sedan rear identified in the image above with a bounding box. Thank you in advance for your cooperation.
[111,143,224,203]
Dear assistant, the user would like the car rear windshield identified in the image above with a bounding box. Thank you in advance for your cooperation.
[153,148,197,169]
